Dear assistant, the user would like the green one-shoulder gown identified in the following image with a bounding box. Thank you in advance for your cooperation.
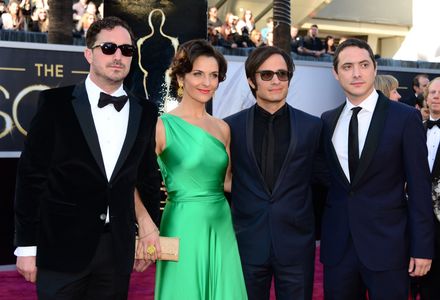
[155,114,247,300]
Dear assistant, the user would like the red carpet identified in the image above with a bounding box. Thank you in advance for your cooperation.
[0,248,324,299]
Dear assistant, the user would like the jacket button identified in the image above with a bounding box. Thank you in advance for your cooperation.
[99,213,106,220]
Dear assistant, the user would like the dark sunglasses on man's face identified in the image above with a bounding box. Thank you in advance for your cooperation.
[256,70,290,81]
[91,42,135,57]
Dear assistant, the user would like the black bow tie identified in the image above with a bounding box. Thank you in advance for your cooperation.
[427,119,440,129]
[98,92,128,112]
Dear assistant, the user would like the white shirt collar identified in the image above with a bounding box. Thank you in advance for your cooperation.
[430,115,440,121]
[85,75,127,107]
[343,89,378,116]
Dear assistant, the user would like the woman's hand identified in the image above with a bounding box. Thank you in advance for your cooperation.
[134,188,162,263]
[137,220,162,262]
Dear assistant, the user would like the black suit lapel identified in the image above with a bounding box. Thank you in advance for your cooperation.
[245,105,271,194]
[110,91,142,182]
[71,83,107,179]
[424,121,440,179]
[272,106,298,193]
[327,103,350,187]
[427,121,440,179]
[431,145,440,179]
[351,94,389,188]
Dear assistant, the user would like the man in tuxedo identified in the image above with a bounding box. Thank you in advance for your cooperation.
[225,46,326,300]
[14,17,161,299]
[321,38,434,299]
[400,73,429,108]
[420,77,440,299]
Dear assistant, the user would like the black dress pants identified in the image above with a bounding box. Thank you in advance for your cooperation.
[36,231,131,300]
[324,238,409,300]
[242,249,314,300]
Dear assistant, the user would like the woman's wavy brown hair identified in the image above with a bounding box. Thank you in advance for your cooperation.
[169,39,227,99]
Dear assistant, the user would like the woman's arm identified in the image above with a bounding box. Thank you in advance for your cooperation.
[155,118,166,155]
[218,119,232,193]
[134,188,161,264]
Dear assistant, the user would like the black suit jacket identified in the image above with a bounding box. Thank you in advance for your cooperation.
[14,82,161,274]
[425,122,440,251]
[400,95,417,107]
[429,127,440,181]
[225,104,325,265]
[419,121,440,296]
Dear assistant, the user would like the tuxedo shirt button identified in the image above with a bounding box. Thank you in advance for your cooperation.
[99,213,106,220]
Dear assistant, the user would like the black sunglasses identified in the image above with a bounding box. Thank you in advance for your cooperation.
[91,42,135,57]
[255,70,290,81]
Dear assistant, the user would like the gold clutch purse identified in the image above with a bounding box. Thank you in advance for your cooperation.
[135,236,179,261]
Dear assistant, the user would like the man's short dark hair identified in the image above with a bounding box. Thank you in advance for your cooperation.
[245,46,295,98]
[333,38,376,73]
[85,16,135,49]
[412,74,429,92]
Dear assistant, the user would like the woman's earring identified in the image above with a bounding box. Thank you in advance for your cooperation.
[177,83,184,98]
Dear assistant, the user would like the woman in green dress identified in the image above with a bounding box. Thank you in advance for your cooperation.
[149,39,247,299]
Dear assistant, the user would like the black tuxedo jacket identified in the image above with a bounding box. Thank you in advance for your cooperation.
[14,82,161,274]
[428,124,440,181]
[321,92,434,271]
[225,104,325,265]
[420,120,440,297]
[400,94,419,107]
[425,122,440,252]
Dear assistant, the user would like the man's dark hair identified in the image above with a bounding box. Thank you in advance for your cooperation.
[245,46,294,98]
[85,16,135,49]
[333,38,376,73]
[412,74,429,93]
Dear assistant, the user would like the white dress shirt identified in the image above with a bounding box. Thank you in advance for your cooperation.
[427,117,440,172]
[86,76,129,180]
[15,76,129,257]
[332,90,378,182]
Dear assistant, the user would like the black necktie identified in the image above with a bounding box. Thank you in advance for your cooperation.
[348,107,362,182]
[98,92,128,112]
[262,115,275,192]
[426,119,440,129]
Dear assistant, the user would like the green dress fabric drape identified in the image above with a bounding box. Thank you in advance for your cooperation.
[154,114,247,300]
